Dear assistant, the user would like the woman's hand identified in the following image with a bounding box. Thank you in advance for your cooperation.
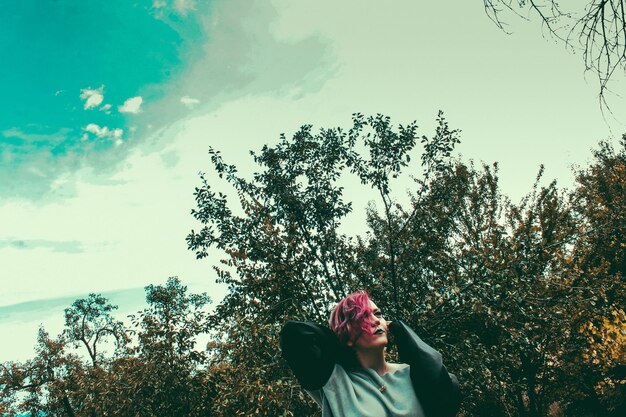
[387,320,398,335]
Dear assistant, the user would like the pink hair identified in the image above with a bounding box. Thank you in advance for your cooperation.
[328,291,376,345]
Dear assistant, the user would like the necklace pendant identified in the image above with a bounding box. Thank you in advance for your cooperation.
[379,385,386,393]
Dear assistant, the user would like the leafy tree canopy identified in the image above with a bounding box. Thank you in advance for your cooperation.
[188,113,625,416]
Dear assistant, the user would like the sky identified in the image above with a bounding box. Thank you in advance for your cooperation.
[2,0,626,362]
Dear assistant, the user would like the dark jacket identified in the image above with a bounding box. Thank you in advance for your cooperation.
[280,320,461,417]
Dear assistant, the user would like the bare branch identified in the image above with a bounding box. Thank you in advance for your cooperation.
[485,1,626,110]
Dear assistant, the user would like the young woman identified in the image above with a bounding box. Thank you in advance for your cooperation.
[280,291,461,417]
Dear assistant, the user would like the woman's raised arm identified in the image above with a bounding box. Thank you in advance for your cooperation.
[279,320,344,391]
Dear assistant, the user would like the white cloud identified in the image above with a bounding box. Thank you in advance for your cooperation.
[112,129,124,146]
[151,0,194,17]
[80,86,105,110]
[174,0,196,15]
[180,96,200,108]
[84,123,110,138]
[100,103,112,114]
[83,123,124,145]
[2,128,70,143]
[118,96,143,114]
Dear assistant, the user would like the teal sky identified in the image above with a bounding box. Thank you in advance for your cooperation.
[0,0,207,197]
[2,0,626,362]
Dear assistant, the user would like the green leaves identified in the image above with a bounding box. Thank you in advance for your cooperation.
[63,293,129,367]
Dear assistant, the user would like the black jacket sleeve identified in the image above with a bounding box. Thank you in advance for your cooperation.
[279,321,340,391]
[280,320,359,390]
[389,320,462,417]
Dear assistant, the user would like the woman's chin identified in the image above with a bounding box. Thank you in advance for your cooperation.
[365,336,389,349]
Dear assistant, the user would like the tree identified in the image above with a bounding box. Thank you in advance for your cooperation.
[0,328,83,417]
[126,276,213,417]
[72,278,215,417]
[562,137,626,416]
[1,280,216,417]
[357,159,591,416]
[63,293,129,368]
[187,112,464,416]
[483,1,626,107]
[188,113,625,416]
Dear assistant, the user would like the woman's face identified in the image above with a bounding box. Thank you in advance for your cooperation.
[348,300,389,351]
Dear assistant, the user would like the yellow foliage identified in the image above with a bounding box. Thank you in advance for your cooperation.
[579,309,626,395]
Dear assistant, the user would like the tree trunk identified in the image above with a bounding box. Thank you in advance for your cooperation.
[62,395,76,417]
